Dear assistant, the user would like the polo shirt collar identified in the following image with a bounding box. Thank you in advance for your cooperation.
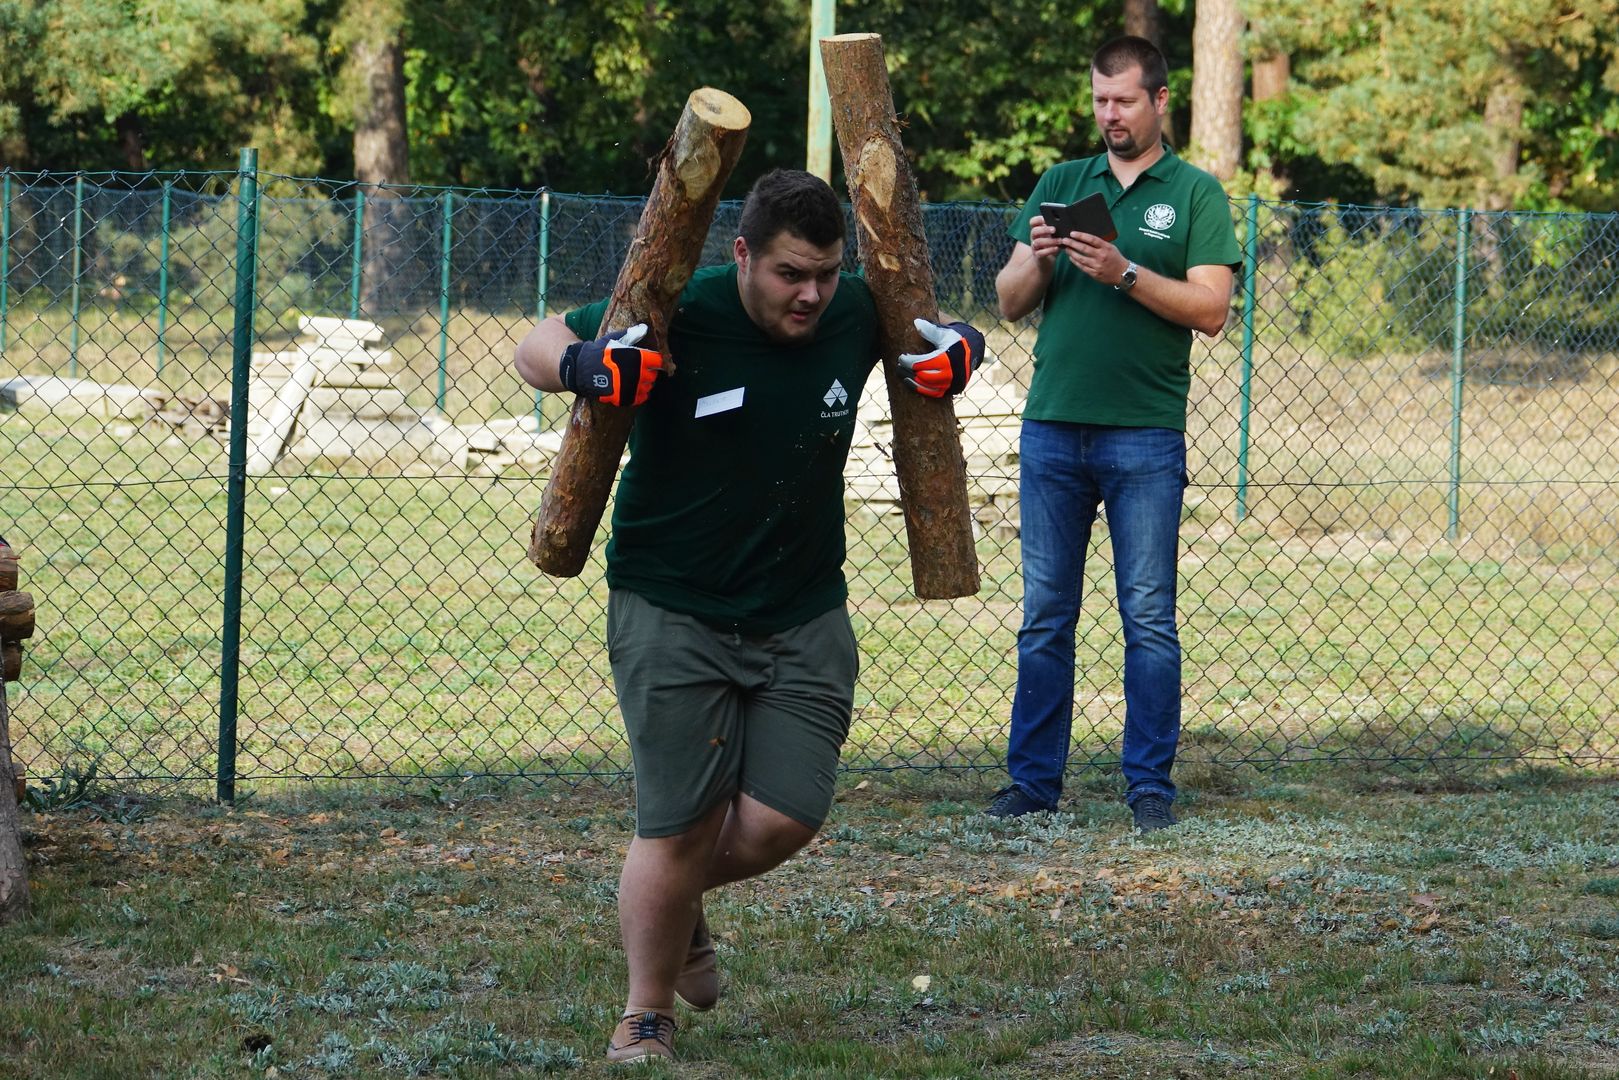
[1090,142,1180,184]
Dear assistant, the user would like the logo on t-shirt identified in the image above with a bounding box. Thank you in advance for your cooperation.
[821,378,851,419]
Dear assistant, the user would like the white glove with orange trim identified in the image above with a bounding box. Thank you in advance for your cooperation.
[896,318,987,398]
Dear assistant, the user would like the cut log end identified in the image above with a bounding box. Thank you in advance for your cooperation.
[688,88,752,132]
[823,32,882,44]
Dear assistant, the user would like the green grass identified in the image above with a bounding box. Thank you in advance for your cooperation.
[3,767,1618,1077]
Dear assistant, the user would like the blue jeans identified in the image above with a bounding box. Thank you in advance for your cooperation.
[1008,421,1186,808]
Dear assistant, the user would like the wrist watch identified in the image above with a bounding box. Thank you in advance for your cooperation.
[1115,261,1139,292]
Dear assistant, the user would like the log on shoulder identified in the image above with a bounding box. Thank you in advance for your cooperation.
[820,33,980,599]
[528,88,752,577]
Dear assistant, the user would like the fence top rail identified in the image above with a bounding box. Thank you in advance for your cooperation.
[4,167,1619,223]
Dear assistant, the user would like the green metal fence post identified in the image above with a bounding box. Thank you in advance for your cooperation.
[70,173,84,377]
[534,189,551,428]
[437,190,453,413]
[1448,209,1471,541]
[155,180,173,378]
[1236,193,1259,522]
[349,187,365,319]
[0,171,10,356]
[219,148,260,804]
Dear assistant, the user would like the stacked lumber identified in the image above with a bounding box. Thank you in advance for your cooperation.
[845,365,1026,541]
[248,316,434,472]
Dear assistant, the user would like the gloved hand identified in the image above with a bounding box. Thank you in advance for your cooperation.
[558,323,665,407]
[896,318,987,398]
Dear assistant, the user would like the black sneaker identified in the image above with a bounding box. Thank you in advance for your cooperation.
[1131,794,1178,833]
[985,785,1054,819]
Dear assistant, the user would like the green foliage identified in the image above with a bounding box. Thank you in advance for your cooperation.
[400,0,807,195]
[1281,208,1452,357]
[1244,0,1619,210]
[94,187,346,331]
[6,0,332,172]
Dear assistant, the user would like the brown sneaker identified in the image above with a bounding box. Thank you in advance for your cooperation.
[674,912,719,1011]
[606,1010,676,1064]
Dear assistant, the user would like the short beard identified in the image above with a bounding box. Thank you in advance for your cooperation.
[1103,131,1146,159]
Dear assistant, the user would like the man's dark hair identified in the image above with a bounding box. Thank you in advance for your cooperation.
[738,169,846,253]
[1091,35,1168,95]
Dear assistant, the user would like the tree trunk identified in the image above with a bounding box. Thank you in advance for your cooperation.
[529,88,752,576]
[351,19,410,316]
[0,680,28,923]
[1124,0,1160,43]
[352,36,408,187]
[820,33,980,600]
[1189,0,1244,181]
[1252,50,1289,103]
[0,538,29,923]
[1123,0,1176,145]
[115,112,147,172]
[1481,64,1524,212]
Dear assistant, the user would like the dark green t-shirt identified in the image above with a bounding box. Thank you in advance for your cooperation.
[1009,146,1241,430]
[565,264,880,634]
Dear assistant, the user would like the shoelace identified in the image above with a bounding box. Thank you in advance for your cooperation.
[988,785,1021,810]
[626,1012,672,1045]
[1136,798,1173,823]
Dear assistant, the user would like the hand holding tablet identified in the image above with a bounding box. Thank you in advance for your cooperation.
[1039,192,1118,243]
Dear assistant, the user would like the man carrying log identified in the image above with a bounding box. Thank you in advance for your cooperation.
[515,168,987,1064]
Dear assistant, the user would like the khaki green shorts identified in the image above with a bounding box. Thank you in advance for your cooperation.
[607,589,859,839]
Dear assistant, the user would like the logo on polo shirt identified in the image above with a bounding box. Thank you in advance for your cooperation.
[1145,203,1176,231]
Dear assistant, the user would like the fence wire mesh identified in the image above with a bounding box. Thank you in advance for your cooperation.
[0,168,1614,792]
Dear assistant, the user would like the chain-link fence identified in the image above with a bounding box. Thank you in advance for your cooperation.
[0,159,1614,794]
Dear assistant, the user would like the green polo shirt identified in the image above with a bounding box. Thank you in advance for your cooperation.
[1010,146,1241,430]
[565,264,880,634]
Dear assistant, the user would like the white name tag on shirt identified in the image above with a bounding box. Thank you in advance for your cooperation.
[694,387,745,418]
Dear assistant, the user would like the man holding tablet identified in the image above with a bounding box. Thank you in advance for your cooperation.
[990,35,1241,830]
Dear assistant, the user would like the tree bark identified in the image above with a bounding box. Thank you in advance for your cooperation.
[115,112,147,173]
[1189,0,1244,181]
[1123,0,1175,144]
[350,11,410,317]
[0,679,27,923]
[1124,0,1161,44]
[1482,62,1524,212]
[0,593,34,642]
[0,538,28,923]
[352,35,408,187]
[819,33,980,600]
[529,88,752,576]
[1251,50,1289,103]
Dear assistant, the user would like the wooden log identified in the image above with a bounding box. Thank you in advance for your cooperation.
[820,33,980,599]
[2,643,18,682]
[529,88,752,576]
[0,543,15,593]
[0,592,33,642]
[0,667,28,922]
